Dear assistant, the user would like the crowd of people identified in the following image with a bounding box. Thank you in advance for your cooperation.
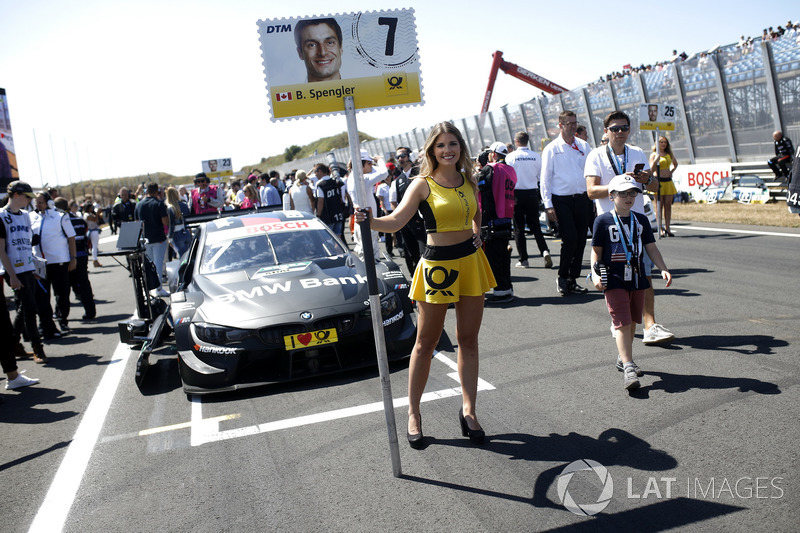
[588,20,799,86]
[0,181,109,395]
[3,113,685,431]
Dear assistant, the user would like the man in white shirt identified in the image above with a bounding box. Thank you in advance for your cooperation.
[506,131,551,269]
[585,110,674,345]
[31,192,77,336]
[541,110,593,295]
[348,150,388,261]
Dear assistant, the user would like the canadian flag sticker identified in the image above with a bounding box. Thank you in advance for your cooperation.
[276,92,292,102]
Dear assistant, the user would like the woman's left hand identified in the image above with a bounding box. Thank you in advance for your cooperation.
[472,233,482,249]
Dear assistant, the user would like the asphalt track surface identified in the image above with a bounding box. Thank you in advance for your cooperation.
[2,220,799,532]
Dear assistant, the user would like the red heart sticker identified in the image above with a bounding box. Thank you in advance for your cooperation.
[298,333,312,346]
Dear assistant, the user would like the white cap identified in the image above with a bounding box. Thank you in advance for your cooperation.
[608,175,639,193]
[489,141,508,155]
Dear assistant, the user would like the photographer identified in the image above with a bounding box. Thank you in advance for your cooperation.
[478,142,517,303]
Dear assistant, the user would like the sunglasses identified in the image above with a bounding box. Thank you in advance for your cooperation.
[608,125,630,133]
[615,189,639,197]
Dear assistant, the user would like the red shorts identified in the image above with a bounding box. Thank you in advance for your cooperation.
[605,288,645,329]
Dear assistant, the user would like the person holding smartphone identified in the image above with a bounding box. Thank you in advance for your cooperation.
[585,111,675,347]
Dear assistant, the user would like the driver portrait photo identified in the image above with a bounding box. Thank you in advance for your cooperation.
[208,159,218,172]
[295,18,343,83]
[648,104,658,122]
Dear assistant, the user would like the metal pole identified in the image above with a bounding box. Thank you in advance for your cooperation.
[63,139,72,184]
[32,129,43,186]
[344,95,402,478]
[74,141,83,182]
[655,127,662,239]
[49,134,59,184]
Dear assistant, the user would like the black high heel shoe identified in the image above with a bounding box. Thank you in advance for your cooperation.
[459,408,485,444]
[407,413,424,449]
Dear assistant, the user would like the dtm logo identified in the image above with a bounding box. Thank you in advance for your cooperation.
[424,266,458,297]
[194,344,238,355]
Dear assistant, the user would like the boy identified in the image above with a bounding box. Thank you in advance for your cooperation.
[590,175,672,390]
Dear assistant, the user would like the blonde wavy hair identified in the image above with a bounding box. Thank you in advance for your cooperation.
[418,122,475,187]
[165,187,183,221]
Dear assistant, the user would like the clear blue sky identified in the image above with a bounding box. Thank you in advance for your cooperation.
[1,0,796,187]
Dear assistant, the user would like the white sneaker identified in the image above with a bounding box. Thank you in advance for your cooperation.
[543,251,553,269]
[642,324,674,345]
[515,260,529,268]
[6,373,40,390]
[151,287,169,298]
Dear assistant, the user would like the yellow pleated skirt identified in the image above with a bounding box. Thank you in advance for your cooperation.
[656,179,678,196]
[410,238,496,304]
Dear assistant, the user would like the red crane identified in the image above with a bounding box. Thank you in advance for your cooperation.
[481,51,567,114]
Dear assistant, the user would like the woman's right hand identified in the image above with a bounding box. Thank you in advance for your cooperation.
[353,207,371,223]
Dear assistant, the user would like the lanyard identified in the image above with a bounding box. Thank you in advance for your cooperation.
[611,209,636,264]
[568,140,584,156]
[606,145,628,175]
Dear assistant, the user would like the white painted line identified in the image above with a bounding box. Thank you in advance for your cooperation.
[28,343,131,533]
[190,351,496,446]
[685,225,800,238]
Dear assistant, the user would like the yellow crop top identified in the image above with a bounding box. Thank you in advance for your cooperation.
[417,175,475,233]
[658,154,672,170]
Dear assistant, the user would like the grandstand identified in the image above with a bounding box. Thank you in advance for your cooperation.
[272,34,800,189]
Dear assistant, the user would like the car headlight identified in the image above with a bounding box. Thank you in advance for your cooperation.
[193,322,251,343]
[379,294,399,318]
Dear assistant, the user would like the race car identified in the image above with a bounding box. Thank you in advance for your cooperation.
[694,174,771,204]
[169,210,416,395]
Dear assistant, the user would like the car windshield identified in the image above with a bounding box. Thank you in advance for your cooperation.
[704,176,733,190]
[737,176,762,187]
[199,228,346,274]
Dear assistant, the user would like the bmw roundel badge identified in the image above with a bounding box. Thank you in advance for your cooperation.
[300,312,313,321]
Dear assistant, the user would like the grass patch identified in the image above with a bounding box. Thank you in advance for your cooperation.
[671,201,800,228]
